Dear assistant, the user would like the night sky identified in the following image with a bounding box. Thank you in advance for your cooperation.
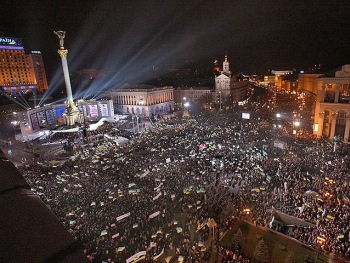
[1,0,350,82]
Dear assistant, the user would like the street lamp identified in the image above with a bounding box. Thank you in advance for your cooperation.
[293,120,300,135]
[11,120,19,135]
[183,101,190,118]
[182,97,186,109]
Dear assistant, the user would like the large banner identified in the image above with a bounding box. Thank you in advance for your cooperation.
[117,212,130,222]
[148,211,160,219]
[274,140,287,150]
[30,113,39,130]
[36,111,45,126]
[45,109,55,124]
[89,104,98,117]
[100,103,109,117]
[55,106,65,122]
[126,251,146,263]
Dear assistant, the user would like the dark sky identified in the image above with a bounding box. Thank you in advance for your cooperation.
[1,0,350,81]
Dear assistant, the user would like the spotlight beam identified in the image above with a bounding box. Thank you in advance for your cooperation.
[18,92,31,108]
[0,90,28,109]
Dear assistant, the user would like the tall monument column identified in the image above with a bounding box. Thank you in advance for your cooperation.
[54,31,81,126]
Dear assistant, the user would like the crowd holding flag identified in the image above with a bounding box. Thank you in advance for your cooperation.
[18,111,350,262]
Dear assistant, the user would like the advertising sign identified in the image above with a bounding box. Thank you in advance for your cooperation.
[45,109,55,124]
[55,106,65,122]
[30,113,39,130]
[100,103,109,117]
[89,104,98,117]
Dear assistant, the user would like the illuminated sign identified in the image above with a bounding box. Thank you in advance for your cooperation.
[89,104,98,117]
[31,51,41,54]
[100,103,109,117]
[0,45,24,50]
[36,111,46,125]
[30,113,39,130]
[45,110,55,124]
[0,37,22,46]
[55,106,65,121]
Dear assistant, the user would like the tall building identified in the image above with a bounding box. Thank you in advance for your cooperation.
[0,36,48,94]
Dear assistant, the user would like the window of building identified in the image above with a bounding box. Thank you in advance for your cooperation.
[336,111,347,125]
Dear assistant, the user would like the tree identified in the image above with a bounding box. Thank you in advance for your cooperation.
[253,239,270,263]
[233,228,245,250]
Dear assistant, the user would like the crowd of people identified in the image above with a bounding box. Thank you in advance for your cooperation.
[18,106,350,262]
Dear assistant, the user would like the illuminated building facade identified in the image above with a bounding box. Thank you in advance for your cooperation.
[297,73,322,96]
[263,75,275,87]
[271,70,294,90]
[214,55,249,108]
[109,84,174,117]
[215,55,232,99]
[0,37,48,94]
[313,65,350,141]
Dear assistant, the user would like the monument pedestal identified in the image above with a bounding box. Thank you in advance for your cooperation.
[64,102,83,126]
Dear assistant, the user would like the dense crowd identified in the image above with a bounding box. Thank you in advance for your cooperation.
[18,109,350,262]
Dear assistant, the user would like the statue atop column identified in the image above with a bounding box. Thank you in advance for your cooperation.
[53,30,66,49]
[53,30,81,126]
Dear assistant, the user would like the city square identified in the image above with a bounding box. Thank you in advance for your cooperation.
[1,1,350,263]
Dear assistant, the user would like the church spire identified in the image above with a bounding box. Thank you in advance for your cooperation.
[223,53,230,74]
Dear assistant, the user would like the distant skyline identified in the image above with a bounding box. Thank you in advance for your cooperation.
[1,0,350,83]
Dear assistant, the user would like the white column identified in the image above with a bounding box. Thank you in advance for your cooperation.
[57,49,73,104]
[345,116,350,141]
